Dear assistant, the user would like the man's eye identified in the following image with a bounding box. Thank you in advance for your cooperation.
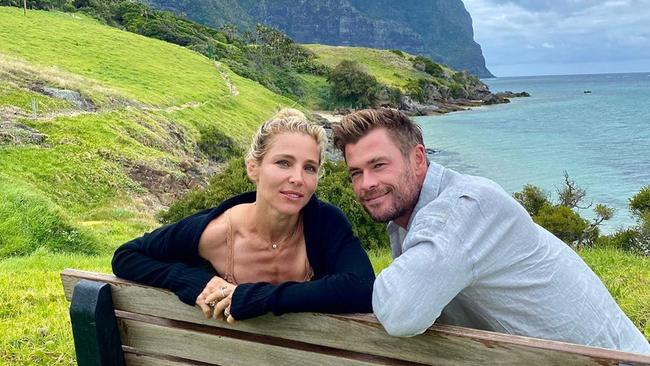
[374,163,385,169]
[349,171,361,179]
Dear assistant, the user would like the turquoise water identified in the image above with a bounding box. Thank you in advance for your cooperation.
[416,73,650,233]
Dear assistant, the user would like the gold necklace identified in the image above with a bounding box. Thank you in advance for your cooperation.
[267,216,303,250]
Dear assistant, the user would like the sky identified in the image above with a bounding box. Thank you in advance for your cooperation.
[462,0,650,77]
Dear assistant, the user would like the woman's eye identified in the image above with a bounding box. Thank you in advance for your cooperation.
[305,165,317,173]
[276,160,290,167]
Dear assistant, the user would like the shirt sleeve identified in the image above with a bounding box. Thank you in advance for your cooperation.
[111,212,216,306]
[372,198,476,337]
[230,205,375,320]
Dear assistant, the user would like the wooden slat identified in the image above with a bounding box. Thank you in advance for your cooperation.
[118,318,390,366]
[61,269,650,366]
[124,352,209,366]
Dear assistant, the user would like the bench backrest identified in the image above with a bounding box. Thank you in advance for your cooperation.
[61,268,650,366]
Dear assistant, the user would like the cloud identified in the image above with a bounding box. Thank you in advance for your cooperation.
[462,0,650,75]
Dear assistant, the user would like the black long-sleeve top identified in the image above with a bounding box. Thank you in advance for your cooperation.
[111,192,375,320]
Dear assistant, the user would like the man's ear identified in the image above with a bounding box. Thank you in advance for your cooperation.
[246,159,259,183]
[412,144,428,177]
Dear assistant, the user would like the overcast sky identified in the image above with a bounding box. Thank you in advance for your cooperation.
[462,0,650,76]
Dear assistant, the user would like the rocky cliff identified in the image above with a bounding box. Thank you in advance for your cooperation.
[142,0,494,78]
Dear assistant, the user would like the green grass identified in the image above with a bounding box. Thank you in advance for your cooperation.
[0,250,112,366]
[304,44,432,89]
[580,247,650,339]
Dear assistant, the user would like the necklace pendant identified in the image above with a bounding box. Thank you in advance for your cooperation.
[272,243,278,249]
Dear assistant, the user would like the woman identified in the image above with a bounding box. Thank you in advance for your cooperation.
[112,109,375,323]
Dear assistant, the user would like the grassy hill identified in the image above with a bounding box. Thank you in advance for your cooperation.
[0,7,295,364]
[0,6,648,366]
[305,44,433,89]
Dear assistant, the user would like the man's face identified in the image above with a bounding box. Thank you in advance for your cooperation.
[344,128,422,225]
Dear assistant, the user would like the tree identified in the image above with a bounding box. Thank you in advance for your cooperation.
[327,60,380,108]
[513,184,549,216]
[557,171,590,209]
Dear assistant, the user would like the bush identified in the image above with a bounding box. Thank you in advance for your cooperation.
[412,56,444,77]
[513,184,549,216]
[327,60,381,108]
[533,204,589,245]
[198,127,243,162]
[630,185,650,217]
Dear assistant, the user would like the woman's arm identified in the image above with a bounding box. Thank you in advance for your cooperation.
[111,210,217,305]
[229,204,375,320]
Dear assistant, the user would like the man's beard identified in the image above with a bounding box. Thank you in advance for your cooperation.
[362,168,421,223]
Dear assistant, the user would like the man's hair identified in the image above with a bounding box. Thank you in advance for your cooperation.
[332,108,425,157]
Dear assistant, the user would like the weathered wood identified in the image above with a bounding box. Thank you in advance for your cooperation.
[119,317,406,366]
[69,280,126,366]
[61,269,650,366]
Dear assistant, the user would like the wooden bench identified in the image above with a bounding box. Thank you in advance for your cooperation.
[60,268,650,366]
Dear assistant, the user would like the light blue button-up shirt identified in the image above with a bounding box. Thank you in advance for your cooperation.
[373,162,650,354]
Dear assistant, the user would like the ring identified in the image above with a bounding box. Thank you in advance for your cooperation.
[208,300,217,308]
[220,286,227,298]
[224,308,230,318]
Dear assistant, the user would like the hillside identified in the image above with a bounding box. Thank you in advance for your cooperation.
[143,0,494,77]
[0,7,293,251]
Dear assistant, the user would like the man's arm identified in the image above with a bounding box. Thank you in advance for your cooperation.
[372,234,474,337]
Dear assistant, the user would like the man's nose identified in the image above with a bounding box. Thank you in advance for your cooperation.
[360,172,378,191]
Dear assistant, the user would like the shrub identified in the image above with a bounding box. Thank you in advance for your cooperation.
[389,49,405,57]
[513,184,549,216]
[630,185,650,218]
[533,204,589,245]
[198,127,243,163]
[327,60,381,108]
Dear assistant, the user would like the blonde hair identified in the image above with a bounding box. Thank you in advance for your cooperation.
[246,108,328,166]
[332,108,424,157]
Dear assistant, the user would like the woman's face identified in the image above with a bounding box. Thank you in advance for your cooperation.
[248,132,320,216]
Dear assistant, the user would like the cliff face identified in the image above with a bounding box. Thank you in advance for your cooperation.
[143,0,494,77]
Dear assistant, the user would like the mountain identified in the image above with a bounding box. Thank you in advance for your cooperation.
[142,0,494,78]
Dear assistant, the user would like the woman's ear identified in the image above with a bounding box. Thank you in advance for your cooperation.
[246,159,259,183]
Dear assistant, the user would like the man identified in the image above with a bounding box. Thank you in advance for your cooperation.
[331,108,650,354]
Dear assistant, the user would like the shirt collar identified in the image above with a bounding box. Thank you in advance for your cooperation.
[387,162,445,254]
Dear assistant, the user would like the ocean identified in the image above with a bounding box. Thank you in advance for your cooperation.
[416,72,650,233]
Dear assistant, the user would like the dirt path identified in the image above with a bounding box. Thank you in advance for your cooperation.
[214,61,239,96]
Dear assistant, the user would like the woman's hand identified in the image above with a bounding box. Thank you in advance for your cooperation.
[195,276,237,323]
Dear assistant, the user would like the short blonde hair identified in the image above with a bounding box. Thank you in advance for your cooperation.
[246,108,328,166]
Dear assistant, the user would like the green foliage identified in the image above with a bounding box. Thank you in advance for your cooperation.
[327,60,381,108]
[412,55,444,77]
[198,126,244,162]
[159,157,254,223]
[317,161,389,251]
[389,49,405,57]
[533,204,589,244]
[629,185,650,218]
[513,184,550,216]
